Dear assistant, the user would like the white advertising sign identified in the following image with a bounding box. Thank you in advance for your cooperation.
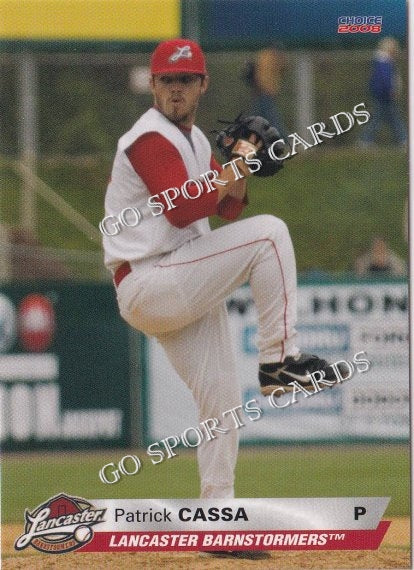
[147,282,408,443]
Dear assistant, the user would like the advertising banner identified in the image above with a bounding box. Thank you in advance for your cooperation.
[0,284,131,450]
[147,281,409,443]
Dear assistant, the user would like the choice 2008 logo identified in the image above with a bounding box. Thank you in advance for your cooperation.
[14,493,106,554]
[337,16,382,33]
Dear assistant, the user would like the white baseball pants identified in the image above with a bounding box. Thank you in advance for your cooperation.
[116,214,299,498]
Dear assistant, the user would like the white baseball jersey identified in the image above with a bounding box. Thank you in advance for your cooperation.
[103,107,212,272]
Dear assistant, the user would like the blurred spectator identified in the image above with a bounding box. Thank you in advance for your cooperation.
[360,37,407,147]
[354,236,407,277]
[245,46,288,134]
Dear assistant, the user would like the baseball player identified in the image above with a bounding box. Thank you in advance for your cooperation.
[103,38,339,560]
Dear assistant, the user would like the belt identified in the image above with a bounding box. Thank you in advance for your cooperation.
[114,261,132,287]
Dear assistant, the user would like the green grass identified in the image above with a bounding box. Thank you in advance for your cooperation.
[212,148,408,272]
[2,444,409,523]
[1,147,408,277]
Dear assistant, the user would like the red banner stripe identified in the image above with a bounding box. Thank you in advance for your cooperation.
[79,521,391,552]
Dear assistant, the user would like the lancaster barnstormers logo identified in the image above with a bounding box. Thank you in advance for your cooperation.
[14,493,106,554]
[168,45,193,63]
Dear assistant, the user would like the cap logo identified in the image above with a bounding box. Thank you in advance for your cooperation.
[168,45,193,63]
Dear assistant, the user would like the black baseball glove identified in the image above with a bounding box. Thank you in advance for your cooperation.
[215,114,287,177]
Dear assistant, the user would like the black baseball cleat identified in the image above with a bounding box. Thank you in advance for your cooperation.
[200,550,271,560]
[259,353,341,396]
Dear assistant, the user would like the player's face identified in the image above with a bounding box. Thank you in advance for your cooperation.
[151,73,209,128]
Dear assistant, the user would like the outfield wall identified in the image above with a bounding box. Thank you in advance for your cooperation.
[0,279,408,451]
[0,283,132,451]
[147,280,409,444]
[0,0,406,52]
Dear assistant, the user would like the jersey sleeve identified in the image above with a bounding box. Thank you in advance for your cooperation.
[126,133,247,228]
[126,132,218,228]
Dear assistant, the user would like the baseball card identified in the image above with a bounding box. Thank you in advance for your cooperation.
[0,0,410,568]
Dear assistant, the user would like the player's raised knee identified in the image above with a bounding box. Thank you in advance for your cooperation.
[254,214,290,239]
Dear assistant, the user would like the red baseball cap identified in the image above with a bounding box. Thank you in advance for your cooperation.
[150,38,207,76]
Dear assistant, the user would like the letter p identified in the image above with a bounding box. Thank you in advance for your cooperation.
[354,506,367,520]
[161,187,180,210]
[160,435,181,458]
